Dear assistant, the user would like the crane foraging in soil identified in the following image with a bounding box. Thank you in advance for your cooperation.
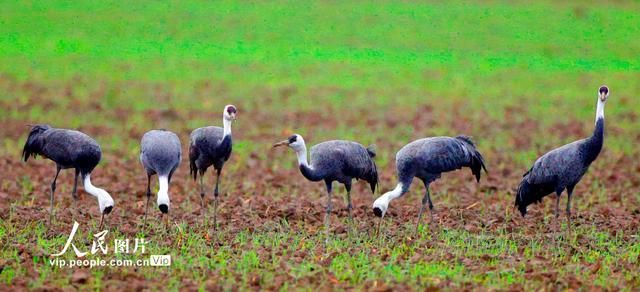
[140,129,182,223]
[515,86,610,229]
[372,136,487,234]
[189,105,237,228]
[22,125,114,229]
[273,134,378,240]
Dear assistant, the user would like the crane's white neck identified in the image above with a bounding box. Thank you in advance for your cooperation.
[223,117,232,137]
[595,98,605,124]
[295,145,309,167]
[289,140,309,166]
[372,183,405,216]
[83,174,114,212]
[157,175,170,208]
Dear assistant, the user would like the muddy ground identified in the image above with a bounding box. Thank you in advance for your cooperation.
[0,84,639,290]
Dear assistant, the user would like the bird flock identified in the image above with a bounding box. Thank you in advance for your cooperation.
[21,86,610,237]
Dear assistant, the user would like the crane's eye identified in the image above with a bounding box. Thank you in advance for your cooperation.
[227,106,237,114]
[288,135,297,143]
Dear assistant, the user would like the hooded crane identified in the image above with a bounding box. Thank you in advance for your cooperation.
[140,129,182,223]
[515,86,610,229]
[189,105,237,228]
[372,136,487,234]
[22,125,115,229]
[273,134,378,240]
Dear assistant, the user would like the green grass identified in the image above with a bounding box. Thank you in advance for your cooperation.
[1,1,639,158]
[1,0,639,290]
[1,205,638,289]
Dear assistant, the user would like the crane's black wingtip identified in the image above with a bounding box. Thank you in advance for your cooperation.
[103,206,113,215]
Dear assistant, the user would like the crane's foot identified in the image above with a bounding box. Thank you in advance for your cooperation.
[324,213,331,245]
[415,205,427,237]
[346,206,354,234]
[566,212,573,237]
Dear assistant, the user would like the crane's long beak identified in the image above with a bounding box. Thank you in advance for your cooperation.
[272,140,288,148]
[99,213,105,230]
[599,93,607,102]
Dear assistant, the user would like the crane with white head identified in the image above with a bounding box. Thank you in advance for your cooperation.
[140,129,182,224]
[372,135,487,235]
[189,105,237,228]
[22,125,115,229]
[273,134,378,241]
[515,86,610,231]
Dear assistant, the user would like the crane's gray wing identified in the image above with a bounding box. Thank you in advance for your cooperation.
[42,129,101,168]
[141,130,182,175]
[524,141,582,185]
[414,137,469,173]
[340,142,375,178]
[310,140,377,190]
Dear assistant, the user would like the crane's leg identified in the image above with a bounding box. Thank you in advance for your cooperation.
[199,169,205,214]
[71,168,79,220]
[324,181,333,245]
[143,174,151,226]
[213,169,221,230]
[427,187,434,224]
[554,192,560,219]
[553,190,562,241]
[415,186,431,236]
[49,166,61,224]
[566,185,575,234]
[344,181,353,228]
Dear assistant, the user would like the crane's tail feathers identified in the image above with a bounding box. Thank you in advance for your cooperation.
[366,144,377,158]
[515,179,527,216]
[455,135,476,147]
[189,159,197,181]
[369,160,379,194]
[455,135,487,182]
[22,124,50,162]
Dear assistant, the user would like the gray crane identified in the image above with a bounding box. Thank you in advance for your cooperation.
[189,105,237,228]
[515,86,609,230]
[140,129,182,223]
[22,124,115,229]
[273,134,378,240]
[372,135,487,234]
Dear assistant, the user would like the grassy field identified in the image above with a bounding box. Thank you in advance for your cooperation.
[1,0,639,290]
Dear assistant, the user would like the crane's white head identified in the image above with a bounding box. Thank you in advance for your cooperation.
[372,196,389,218]
[83,174,114,215]
[223,105,238,122]
[598,85,609,102]
[97,189,114,215]
[273,134,306,152]
[372,184,404,219]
